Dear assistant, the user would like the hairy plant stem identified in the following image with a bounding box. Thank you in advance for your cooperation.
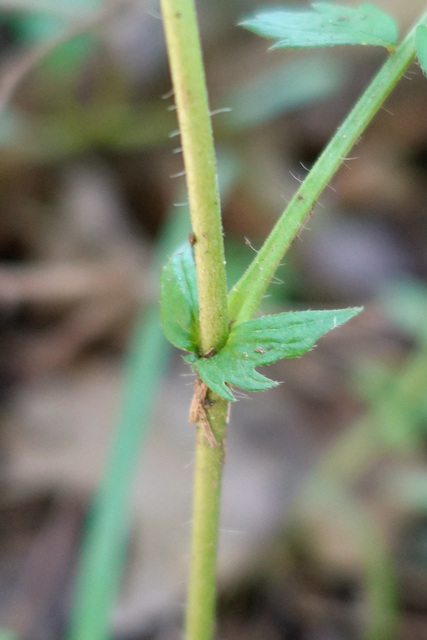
[228,9,427,325]
[160,0,228,354]
[160,1,229,639]
[186,398,228,640]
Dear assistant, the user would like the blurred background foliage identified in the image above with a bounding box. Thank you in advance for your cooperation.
[0,1,427,639]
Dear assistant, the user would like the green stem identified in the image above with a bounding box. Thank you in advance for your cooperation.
[185,399,228,640]
[160,1,230,639]
[228,10,427,325]
[160,0,228,354]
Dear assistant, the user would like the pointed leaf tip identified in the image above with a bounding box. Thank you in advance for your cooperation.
[194,307,362,400]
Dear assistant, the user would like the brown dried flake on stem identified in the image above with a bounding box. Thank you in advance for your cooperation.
[189,376,217,447]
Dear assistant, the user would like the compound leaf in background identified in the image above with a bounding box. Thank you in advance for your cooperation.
[187,307,362,401]
[241,2,398,51]
[160,243,200,353]
[416,24,427,75]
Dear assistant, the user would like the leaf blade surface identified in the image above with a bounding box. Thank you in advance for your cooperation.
[416,24,427,75]
[194,307,362,400]
[241,2,398,50]
[160,244,200,353]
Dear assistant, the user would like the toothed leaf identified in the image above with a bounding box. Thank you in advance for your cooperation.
[188,307,362,401]
[241,3,398,50]
[160,243,200,352]
[416,25,427,75]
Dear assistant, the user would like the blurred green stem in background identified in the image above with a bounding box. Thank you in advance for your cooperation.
[66,205,189,640]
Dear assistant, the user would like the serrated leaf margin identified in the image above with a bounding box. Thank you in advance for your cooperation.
[240,2,398,51]
[188,307,362,401]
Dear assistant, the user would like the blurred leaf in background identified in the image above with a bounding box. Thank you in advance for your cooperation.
[4,0,100,70]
